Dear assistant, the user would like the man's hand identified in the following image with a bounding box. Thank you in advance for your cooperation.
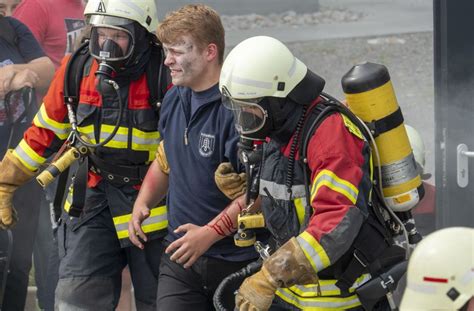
[128,203,150,249]
[165,224,221,268]
[9,69,39,91]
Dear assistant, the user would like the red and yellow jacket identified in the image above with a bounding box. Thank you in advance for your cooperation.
[259,99,373,309]
[12,55,167,243]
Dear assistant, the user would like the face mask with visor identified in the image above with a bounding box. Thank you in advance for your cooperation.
[221,86,269,141]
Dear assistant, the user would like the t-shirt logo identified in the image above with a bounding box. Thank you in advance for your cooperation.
[199,133,215,157]
[96,1,106,13]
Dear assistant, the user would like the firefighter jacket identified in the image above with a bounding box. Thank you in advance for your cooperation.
[11,55,167,246]
[259,99,374,309]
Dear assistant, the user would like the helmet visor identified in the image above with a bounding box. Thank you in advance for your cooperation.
[221,86,267,136]
[90,25,133,62]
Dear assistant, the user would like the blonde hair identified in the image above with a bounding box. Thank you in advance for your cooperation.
[157,4,225,64]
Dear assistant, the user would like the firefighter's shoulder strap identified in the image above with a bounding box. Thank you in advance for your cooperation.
[147,40,171,111]
[0,15,18,47]
[298,94,405,293]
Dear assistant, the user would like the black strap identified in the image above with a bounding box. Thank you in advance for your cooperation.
[88,153,149,183]
[52,167,70,222]
[335,216,400,292]
[367,107,404,137]
[146,41,170,112]
[0,16,17,46]
[69,157,88,218]
[64,41,90,107]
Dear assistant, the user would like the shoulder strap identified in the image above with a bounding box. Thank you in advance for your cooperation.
[0,16,17,47]
[146,41,171,112]
[64,41,91,108]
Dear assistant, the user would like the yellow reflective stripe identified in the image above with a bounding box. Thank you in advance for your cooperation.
[63,186,73,213]
[132,128,160,140]
[33,104,71,140]
[297,231,330,273]
[311,169,358,204]
[341,114,364,140]
[132,128,159,151]
[113,205,168,239]
[77,124,159,154]
[288,274,371,297]
[12,139,46,171]
[275,288,361,310]
[294,197,306,226]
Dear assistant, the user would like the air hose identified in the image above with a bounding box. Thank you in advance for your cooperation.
[213,260,263,311]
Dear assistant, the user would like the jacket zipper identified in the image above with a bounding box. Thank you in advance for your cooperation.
[184,127,189,145]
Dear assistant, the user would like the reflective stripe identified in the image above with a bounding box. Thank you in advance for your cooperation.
[63,185,73,213]
[113,205,168,239]
[276,288,361,310]
[131,128,160,151]
[227,74,273,90]
[297,231,331,273]
[288,274,371,297]
[341,114,364,140]
[288,56,297,76]
[311,169,359,204]
[259,179,307,200]
[13,139,46,171]
[294,197,306,226]
[77,125,159,153]
[33,104,71,140]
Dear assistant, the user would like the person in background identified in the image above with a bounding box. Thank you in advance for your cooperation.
[13,0,86,68]
[13,1,86,309]
[0,1,54,310]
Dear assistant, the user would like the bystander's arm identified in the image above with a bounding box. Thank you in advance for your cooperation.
[3,56,54,93]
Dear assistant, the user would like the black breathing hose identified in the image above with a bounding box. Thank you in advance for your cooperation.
[213,260,263,311]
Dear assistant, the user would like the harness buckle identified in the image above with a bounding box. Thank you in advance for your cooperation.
[353,249,368,268]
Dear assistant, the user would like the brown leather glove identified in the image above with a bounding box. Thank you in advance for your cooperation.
[0,150,36,229]
[214,162,246,200]
[155,140,169,175]
[235,237,318,310]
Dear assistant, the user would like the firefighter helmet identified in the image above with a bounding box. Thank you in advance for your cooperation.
[400,227,474,310]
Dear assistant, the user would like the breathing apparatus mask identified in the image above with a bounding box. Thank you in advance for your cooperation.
[89,15,146,95]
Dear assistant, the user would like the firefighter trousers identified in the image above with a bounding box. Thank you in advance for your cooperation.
[55,182,164,311]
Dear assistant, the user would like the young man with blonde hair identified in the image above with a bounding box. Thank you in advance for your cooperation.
[129,4,261,310]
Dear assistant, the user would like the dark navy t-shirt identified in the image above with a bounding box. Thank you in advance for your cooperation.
[0,17,45,156]
[159,84,260,262]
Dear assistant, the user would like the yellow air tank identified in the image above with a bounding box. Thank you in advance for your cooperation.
[341,62,424,212]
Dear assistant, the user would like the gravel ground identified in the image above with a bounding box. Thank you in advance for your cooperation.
[225,31,435,178]
[222,7,364,30]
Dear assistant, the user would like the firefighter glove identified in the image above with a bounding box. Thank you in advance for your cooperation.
[235,237,318,310]
[156,140,169,175]
[214,162,246,200]
[0,150,35,229]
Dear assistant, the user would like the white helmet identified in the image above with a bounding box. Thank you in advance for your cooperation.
[220,36,324,140]
[405,124,427,177]
[400,227,474,310]
[84,0,158,33]
[220,36,308,100]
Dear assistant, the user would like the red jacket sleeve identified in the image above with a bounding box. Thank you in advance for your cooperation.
[12,55,72,171]
[296,113,372,273]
